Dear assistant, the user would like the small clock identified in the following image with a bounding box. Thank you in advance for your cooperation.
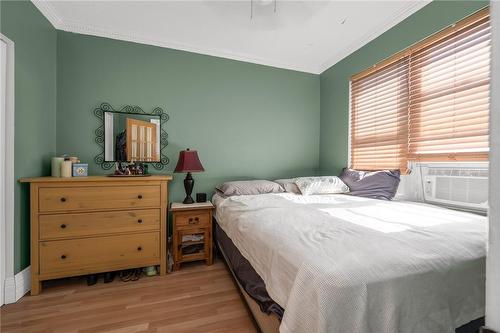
[72,163,88,177]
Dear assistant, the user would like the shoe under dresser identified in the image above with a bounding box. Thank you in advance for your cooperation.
[20,175,172,295]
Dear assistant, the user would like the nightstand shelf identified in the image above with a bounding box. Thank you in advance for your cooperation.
[171,202,214,270]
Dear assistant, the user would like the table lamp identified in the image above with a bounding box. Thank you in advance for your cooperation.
[174,148,205,204]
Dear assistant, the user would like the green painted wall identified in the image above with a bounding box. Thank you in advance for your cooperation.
[319,0,489,175]
[56,31,320,203]
[1,1,57,273]
[3,0,484,274]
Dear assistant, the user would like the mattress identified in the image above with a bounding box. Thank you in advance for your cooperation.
[213,193,487,333]
[215,219,484,333]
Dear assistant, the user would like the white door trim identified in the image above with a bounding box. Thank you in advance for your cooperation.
[486,0,500,331]
[0,33,15,306]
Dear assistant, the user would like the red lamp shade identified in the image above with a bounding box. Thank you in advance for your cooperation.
[174,149,205,173]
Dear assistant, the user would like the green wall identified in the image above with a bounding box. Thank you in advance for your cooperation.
[1,1,319,273]
[1,1,57,273]
[319,0,489,175]
[56,31,320,203]
[1,0,486,274]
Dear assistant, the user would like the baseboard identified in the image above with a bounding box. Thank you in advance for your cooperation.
[4,266,31,304]
[4,277,16,304]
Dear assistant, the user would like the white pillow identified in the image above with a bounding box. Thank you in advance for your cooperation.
[295,176,349,195]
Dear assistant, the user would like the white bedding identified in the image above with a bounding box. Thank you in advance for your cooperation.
[213,193,487,333]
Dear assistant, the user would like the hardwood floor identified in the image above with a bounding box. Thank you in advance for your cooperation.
[1,260,259,333]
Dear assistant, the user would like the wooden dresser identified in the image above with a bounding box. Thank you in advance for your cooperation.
[20,175,172,295]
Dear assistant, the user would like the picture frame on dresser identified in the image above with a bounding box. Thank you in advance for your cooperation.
[19,175,172,295]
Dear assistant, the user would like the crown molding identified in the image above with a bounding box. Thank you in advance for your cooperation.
[31,0,317,74]
[31,0,64,29]
[31,0,430,75]
[316,0,431,74]
[60,18,319,74]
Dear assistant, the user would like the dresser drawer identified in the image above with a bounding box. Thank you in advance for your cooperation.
[39,233,159,276]
[39,209,160,240]
[38,186,160,212]
[175,211,210,228]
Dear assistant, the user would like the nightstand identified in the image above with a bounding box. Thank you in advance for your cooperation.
[171,202,214,270]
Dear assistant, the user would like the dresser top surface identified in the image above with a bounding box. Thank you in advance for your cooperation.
[19,175,173,183]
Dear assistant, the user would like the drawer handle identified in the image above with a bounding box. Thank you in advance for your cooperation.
[60,224,67,229]
[188,218,198,224]
[137,195,143,199]
[137,246,142,251]
[194,217,199,221]
[61,255,67,259]
[60,197,67,202]
[137,219,143,224]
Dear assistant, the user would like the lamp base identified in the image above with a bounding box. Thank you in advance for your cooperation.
[183,195,195,204]
[183,172,195,204]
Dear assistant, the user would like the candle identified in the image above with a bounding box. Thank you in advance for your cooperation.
[51,157,64,177]
[60,158,72,178]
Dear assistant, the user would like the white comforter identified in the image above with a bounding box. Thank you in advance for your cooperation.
[213,193,487,333]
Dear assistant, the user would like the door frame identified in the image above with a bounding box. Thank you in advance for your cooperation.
[0,33,15,306]
[486,1,500,330]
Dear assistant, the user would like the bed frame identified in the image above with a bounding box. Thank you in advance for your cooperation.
[215,237,280,333]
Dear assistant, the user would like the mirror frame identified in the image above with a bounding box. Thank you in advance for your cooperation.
[93,102,169,170]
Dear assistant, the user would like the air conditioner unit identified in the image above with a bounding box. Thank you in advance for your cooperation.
[423,166,488,211]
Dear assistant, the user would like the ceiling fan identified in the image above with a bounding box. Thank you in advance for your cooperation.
[250,0,277,19]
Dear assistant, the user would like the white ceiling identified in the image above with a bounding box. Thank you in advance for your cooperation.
[33,0,430,74]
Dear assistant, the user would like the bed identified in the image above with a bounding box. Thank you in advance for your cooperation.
[212,192,487,333]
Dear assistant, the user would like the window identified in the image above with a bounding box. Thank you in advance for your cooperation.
[350,8,490,172]
[351,57,409,171]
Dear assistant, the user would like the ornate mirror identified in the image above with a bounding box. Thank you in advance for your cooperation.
[94,102,169,170]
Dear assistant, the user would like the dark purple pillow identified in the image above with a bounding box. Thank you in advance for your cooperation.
[339,168,401,200]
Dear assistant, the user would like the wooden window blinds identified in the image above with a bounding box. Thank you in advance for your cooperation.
[350,8,490,171]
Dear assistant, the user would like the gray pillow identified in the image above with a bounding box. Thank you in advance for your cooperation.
[274,179,302,194]
[216,180,285,197]
[339,168,400,200]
